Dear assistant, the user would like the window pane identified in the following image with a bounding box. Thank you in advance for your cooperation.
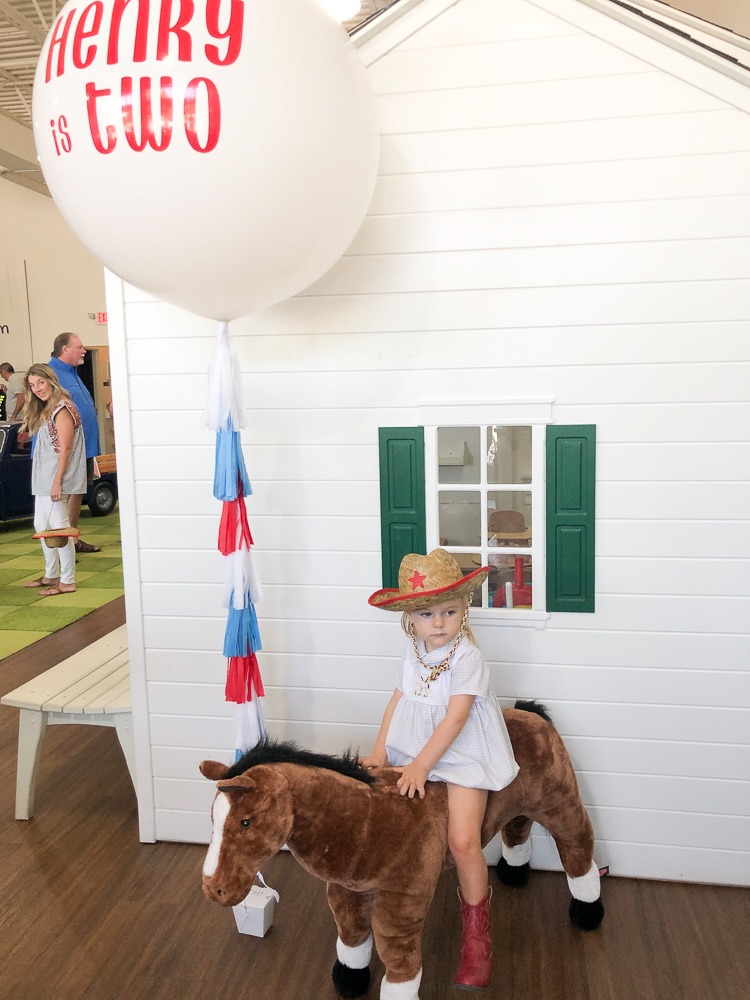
[452,552,484,607]
[438,427,480,484]
[487,491,531,547]
[439,491,480,546]
[488,554,533,610]
[486,425,532,484]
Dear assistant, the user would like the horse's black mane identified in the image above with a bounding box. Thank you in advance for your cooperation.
[225,737,377,785]
[514,699,553,725]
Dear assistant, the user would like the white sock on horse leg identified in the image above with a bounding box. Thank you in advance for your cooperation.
[567,860,601,902]
[380,968,422,999]
[501,838,532,866]
[337,933,373,969]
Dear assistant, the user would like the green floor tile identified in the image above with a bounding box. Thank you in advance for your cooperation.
[0,630,51,657]
[0,605,17,618]
[0,568,33,586]
[0,520,34,535]
[69,556,122,572]
[74,570,124,590]
[36,588,123,608]
[1,555,45,570]
[0,586,60,607]
[0,605,92,632]
[0,542,40,556]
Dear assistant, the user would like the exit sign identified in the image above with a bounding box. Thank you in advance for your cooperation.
[97,312,107,324]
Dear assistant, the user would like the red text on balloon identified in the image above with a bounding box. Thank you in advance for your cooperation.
[45,0,244,82]
[86,75,220,153]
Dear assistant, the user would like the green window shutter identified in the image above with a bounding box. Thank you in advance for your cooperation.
[378,427,426,589]
[546,425,596,613]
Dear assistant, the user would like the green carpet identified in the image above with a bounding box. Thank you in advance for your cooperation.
[0,506,123,659]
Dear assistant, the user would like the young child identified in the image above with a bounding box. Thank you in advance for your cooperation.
[363,548,519,990]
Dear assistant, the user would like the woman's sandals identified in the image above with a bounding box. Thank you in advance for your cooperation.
[24,576,60,588]
[38,583,76,597]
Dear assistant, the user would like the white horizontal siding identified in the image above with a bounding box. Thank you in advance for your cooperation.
[140,583,750,635]
[129,362,750,408]
[126,324,750,366]
[372,149,750,210]
[112,0,750,884]
[139,616,750,670]
[137,548,750,597]
[132,440,750,484]
[377,109,750,174]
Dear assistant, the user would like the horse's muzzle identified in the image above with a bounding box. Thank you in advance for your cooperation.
[202,876,246,907]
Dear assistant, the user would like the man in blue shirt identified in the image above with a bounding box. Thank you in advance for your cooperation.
[48,332,103,553]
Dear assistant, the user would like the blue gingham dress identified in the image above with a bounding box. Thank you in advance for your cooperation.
[385,636,519,790]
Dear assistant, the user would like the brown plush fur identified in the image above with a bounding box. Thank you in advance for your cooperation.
[201,707,595,986]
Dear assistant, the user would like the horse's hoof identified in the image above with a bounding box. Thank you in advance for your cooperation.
[332,959,371,998]
[496,857,530,887]
[569,896,604,930]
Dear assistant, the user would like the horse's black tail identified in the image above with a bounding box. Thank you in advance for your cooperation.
[513,699,554,725]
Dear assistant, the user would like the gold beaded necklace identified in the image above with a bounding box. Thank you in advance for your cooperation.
[409,606,470,689]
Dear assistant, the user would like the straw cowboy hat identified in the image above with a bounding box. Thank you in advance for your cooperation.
[369,548,489,612]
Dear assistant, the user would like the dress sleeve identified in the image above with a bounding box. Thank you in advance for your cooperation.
[449,642,490,698]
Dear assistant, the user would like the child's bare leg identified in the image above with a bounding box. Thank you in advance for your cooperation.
[447,784,488,903]
[448,784,493,988]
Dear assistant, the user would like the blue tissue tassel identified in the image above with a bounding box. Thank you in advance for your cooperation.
[214,421,252,502]
[223,602,262,659]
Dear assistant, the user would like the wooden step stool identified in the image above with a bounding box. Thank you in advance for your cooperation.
[1,625,136,820]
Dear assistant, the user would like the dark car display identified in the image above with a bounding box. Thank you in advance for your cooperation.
[0,422,118,521]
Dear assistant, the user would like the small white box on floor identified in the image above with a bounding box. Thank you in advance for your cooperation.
[232,885,277,937]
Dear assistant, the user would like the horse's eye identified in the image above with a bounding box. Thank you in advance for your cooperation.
[241,819,251,828]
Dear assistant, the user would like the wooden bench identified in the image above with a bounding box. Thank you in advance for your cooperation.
[1,625,136,820]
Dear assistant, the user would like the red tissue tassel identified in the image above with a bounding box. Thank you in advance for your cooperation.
[218,482,254,556]
[225,653,265,703]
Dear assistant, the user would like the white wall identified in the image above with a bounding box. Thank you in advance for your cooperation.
[110,0,750,885]
[0,179,107,368]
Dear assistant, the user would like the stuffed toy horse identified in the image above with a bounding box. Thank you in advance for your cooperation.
[200,701,603,1000]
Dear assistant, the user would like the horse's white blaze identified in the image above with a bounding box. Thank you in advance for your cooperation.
[203,793,231,877]
[567,859,601,903]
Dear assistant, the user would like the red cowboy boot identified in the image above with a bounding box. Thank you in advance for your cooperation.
[454,887,492,990]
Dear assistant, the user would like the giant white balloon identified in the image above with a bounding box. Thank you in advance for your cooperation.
[32,0,379,321]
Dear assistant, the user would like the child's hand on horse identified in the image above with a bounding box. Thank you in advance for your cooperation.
[394,760,429,798]
[359,750,388,770]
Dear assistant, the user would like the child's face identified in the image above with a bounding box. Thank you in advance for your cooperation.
[408,598,465,653]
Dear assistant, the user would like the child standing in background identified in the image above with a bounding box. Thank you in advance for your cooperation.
[364,549,519,990]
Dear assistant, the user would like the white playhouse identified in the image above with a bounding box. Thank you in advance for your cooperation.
[106,0,750,887]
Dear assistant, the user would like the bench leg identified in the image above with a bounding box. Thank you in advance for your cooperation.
[114,714,137,794]
[16,708,49,820]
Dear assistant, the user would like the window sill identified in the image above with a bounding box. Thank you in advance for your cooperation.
[471,609,550,628]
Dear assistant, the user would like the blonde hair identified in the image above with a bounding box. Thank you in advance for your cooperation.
[22,364,71,435]
[401,596,478,646]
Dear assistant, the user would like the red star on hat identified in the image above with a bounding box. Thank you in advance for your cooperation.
[409,570,427,591]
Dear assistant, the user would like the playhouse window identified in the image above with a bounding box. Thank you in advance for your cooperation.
[429,423,542,614]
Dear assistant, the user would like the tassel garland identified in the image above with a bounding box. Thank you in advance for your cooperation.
[205,320,267,749]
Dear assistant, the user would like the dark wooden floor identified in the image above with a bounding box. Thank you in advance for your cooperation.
[2,600,749,1000]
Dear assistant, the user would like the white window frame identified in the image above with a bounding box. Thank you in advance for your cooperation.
[419,399,553,625]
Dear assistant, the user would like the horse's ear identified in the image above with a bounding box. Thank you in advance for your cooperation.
[200,760,231,781]
[217,774,257,795]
